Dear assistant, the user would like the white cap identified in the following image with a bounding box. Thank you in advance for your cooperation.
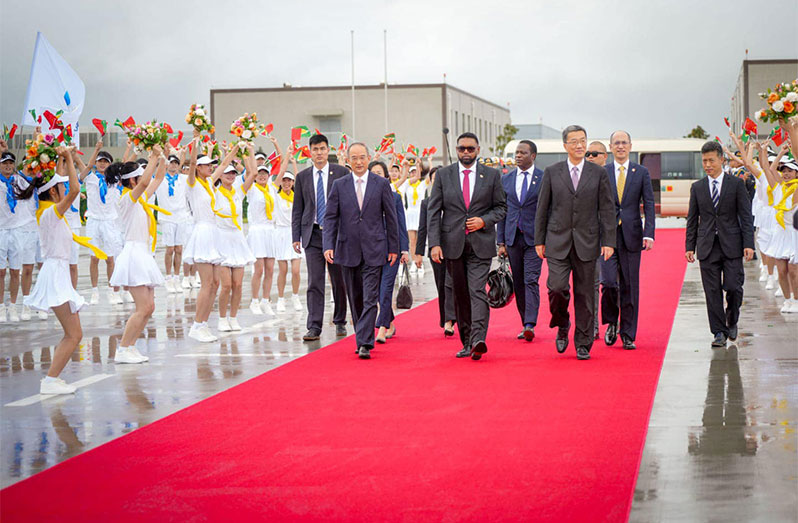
[282,172,295,180]
[254,153,267,161]
[196,156,213,166]
[223,165,238,174]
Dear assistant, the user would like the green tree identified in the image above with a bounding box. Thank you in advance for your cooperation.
[684,125,709,139]
[491,123,519,156]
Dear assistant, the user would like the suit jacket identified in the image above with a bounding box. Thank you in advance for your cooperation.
[534,160,616,261]
[323,172,399,267]
[685,174,754,260]
[604,162,656,252]
[416,198,430,256]
[427,162,507,260]
[292,163,350,248]
[497,166,543,247]
[392,191,410,253]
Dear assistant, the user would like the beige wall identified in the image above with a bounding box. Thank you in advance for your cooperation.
[731,60,798,137]
[445,86,511,158]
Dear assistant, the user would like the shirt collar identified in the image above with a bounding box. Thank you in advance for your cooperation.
[459,162,477,174]
[315,163,329,176]
[518,164,534,175]
[567,158,585,173]
[614,159,630,172]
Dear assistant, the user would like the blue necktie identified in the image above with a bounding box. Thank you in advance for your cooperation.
[518,171,529,231]
[316,170,326,225]
[166,173,179,197]
[1,174,16,214]
[711,180,719,210]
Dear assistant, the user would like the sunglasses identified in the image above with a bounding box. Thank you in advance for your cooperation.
[585,151,605,158]
[456,146,477,153]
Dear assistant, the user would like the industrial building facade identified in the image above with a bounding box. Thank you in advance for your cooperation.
[731,59,798,137]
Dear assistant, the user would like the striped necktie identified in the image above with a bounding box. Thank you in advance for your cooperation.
[711,179,719,210]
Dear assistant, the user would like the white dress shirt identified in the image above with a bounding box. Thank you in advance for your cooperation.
[708,172,724,197]
[458,162,476,205]
[515,165,535,201]
[312,162,330,224]
[566,158,585,186]
[614,160,630,186]
[351,171,369,201]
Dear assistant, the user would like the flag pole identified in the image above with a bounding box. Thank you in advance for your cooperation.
[351,30,356,140]
[383,29,388,134]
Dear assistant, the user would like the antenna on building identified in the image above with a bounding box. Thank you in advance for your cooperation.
[443,73,447,85]
[745,49,749,60]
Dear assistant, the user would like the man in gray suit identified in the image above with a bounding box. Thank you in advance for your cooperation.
[428,132,507,360]
[535,125,616,360]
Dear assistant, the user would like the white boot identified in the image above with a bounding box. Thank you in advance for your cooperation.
[229,317,242,331]
[8,303,19,322]
[261,299,276,316]
[276,297,286,312]
[218,316,232,332]
[249,300,263,315]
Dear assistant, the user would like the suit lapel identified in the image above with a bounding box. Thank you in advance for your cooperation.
[507,168,520,206]
[620,164,637,205]
[560,163,575,194]
[471,163,486,205]
[606,164,618,204]
[451,165,467,210]
[360,172,378,214]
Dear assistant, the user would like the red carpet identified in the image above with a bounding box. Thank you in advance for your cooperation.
[1,230,686,522]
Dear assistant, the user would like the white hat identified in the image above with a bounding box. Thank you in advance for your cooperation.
[257,165,270,173]
[196,155,213,166]
[254,152,267,161]
[223,165,238,174]
[283,172,295,180]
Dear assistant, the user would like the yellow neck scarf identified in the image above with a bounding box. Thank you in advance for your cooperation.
[196,176,234,222]
[278,189,294,204]
[122,188,172,251]
[774,179,798,229]
[410,180,422,206]
[252,182,274,220]
[767,184,776,207]
[217,185,241,230]
[36,201,108,260]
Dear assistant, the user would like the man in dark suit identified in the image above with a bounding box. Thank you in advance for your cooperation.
[497,140,543,342]
[292,134,349,341]
[427,132,507,360]
[685,141,754,347]
[599,131,656,350]
[323,143,399,359]
[535,125,616,360]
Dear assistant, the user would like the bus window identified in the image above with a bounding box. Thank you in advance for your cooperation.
[535,153,567,170]
[661,152,697,179]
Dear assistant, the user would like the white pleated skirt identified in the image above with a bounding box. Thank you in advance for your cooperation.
[25,258,86,314]
[247,224,276,259]
[110,241,165,287]
[184,222,224,265]
[273,226,301,260]
[217,227,255,267]
[405,206,420,230]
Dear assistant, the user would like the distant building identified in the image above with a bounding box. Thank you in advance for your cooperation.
[731,59,798,137]
[514,123,561,140]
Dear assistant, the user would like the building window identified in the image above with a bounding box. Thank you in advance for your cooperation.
[317,116,342,143]
[455,111,458,135]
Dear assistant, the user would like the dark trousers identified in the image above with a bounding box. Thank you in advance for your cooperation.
[342,262,383,349]
[506,229,542,327]
[431,258,456,328]
[446,235,492,347]
[376,259,400,328]
[599,230,642,340]
[699,236,744,336]
[304,226,347,331]
[546,246,597,349]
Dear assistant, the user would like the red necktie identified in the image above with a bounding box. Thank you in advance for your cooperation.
[462,169,471,210]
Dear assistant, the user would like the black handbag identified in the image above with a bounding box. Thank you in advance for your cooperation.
[487,255,514,308]
[396,262,413,309]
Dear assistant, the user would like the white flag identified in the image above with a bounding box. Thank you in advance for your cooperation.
[21,32,85,147]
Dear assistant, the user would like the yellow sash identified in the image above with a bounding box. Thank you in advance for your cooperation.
[767,184,775,207]
[217,185,241,230]
[122,188,172,251]
[36,201,108,260]
[392,180,402,192]
[195,176,234,222]
[277,189,294,204]
[774,179,798,229]
[409,180,422,206]
[252,182,274,220]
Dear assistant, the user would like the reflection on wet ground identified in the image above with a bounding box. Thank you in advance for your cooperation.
[0,256,440,489]
[631,261,798,522]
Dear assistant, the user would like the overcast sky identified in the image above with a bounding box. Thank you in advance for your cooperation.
[1,0,796,142]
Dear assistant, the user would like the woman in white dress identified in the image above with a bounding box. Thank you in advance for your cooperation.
[273,151,303,312]
[214,147,256,332]
[183,134,239,342]
[106,149,169,362]
[16,146,100,395]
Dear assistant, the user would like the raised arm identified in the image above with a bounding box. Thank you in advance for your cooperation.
[241,143,258,193]
[187,131,200,187]
[79,139,103,181]
[132,148,160,201]
[56,147,79,217]
[211,144,238,185]
[145,149,168,199]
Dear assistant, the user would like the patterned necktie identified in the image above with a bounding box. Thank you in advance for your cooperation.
[617,165,626,202]
[520,171,529,202]
[316,170,326,224]
[356,178,364,209]
[570,166,579,190]
[462,169,471,210]
[711,179,719,210]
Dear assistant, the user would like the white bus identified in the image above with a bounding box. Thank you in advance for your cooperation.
[504,138,707,217]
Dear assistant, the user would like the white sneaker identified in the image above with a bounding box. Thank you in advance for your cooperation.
[129,346,149,362]
[249,300,263,315]
[37,310,48,320]
[8,304,19,322]
[780,299,794,313]
[115,347,147,364]
[765,275,776,290]
[200,325,218,342]
[229,317,242,331]
[164,278,175,293]
[788,299,798,313]
[90,288,100,304]
[21,304,31,321]
[775,287,784,298]
[181,276,192,289]
[191,276,201,288]
[291,295,303,311]
[188,323,217,343]
[109,291,123,305]
[40,378,77,395]
[261,299,276,316]
[218,317,232,332]
[123,290,134,303]
[0,304,6,322]
[759,269,769,282]
[276,297,286,312]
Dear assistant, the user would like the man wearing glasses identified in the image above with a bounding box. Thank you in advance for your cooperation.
[535,125,615,360]
[599,131,655,350]
[428,132,507,361]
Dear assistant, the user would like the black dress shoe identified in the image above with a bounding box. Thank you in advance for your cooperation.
[556,326,569,353]
[444,327,455,337]
[522,326,535,342]
[471,340,488,360]
[358,346,371,359]
[335,324,347,337]
[728,325,738,341]
[604,323,618,346]
[456,345,473,358]
[576,346,591,360]
[303,329,321,341]
[621,334,636,350]
[711,333,727,347]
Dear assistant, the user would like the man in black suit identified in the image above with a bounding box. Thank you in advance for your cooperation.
[600,131,656,350]
[535,125,616,360]
[323,143,399,359]
[292,134,349,340]
[685,141,754,347]
[427,132,507,360]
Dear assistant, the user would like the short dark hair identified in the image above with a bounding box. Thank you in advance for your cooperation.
[517,140,537,155]
[308,134,329,147]
[368,160,389,178]
[562,125,587,143]
[457,132,479,145]
[701,141,723,158]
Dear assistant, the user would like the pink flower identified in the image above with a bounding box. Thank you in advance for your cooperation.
[43,133,55,145]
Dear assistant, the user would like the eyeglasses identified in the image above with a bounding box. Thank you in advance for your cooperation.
[456,146,477,153]
[585,151,606,158]
[611,141,630,146]
[565,139,587,146]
